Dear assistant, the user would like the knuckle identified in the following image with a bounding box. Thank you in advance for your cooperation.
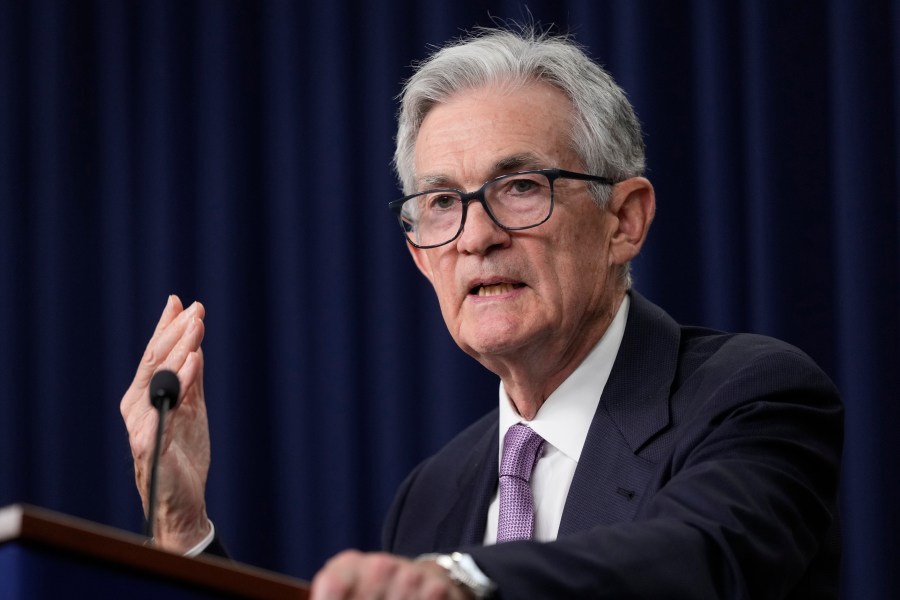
[367,553,399,577]
[391,562,425,592]
[326,548,362,568]
[142,346,157,366]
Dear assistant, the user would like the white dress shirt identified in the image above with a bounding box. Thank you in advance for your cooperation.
[484,295,629,543]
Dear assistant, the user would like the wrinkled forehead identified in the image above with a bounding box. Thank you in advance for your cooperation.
[415,153,547,189]
[412,83,579,188]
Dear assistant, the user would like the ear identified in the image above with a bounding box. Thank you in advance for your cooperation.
[408,243,436,285]
[607,177,655,267]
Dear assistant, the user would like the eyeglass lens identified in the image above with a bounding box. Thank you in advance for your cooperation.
[400,172,553,247]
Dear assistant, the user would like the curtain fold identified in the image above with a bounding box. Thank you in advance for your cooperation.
[1,1,897,596]
[828,3,900,597]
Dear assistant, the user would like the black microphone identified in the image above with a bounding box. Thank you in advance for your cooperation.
[149,369,180,410]
[144,370,181,541]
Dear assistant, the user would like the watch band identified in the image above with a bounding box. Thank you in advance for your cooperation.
[417,552,497,598]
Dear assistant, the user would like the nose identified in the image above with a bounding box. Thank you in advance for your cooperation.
[455,201,511,254]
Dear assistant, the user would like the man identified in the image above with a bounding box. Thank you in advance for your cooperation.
[121,28,842,599]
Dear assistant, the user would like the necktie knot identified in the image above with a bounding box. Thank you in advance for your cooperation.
[500,423,544,481]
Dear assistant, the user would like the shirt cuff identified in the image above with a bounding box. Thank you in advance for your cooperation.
[183,519,216,557]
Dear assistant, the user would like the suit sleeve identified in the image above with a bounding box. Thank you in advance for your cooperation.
[464,346,843,599]
[200,533,230,559]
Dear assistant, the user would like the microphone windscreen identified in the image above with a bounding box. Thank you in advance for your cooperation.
[149,369,181,410]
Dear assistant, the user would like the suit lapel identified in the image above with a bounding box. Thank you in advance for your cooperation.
[434,418,499,550]
[559,292,681,534]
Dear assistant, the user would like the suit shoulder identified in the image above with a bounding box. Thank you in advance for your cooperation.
[675,327,841,409]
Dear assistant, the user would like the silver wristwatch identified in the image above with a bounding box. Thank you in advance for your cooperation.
[418,552,497,598]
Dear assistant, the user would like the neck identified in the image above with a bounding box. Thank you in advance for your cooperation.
[494,292,626,420]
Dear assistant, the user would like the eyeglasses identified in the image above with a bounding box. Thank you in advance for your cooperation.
[388,168,617,249]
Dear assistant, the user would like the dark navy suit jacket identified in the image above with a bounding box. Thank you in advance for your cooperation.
[383,292,842,598]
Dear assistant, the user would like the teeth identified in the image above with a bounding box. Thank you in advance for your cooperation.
[478,283,515,297]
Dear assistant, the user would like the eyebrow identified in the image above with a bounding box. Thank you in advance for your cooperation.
[493,153,544,173]
[417,153,547,190]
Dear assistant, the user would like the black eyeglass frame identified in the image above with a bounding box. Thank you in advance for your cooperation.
[388,168,618,249]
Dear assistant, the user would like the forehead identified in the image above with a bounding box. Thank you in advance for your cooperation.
[413,82,578,187]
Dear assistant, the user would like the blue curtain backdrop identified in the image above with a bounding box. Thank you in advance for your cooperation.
[1,1,897,597]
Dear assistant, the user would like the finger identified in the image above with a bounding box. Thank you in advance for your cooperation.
[132,295,186,387]
[159,312,206,384]
[384,563,427,600]
[311,551,363,600]
[398,561,464,600]
[171,349,205,415]
[179,349,204,397]
[135,321,204,441]
[149,301,204,372]
[352,554,400,598]
[135,301,205,388]
[154,294,183,335]
[121,300,201,420]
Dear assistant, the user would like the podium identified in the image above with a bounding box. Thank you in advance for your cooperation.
[0,504,309,598]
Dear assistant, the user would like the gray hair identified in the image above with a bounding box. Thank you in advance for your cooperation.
[393,27,646,202]
[393,27,645,287]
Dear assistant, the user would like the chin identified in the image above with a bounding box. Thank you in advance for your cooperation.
[460,327,531,359]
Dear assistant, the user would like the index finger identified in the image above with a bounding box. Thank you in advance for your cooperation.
[132,295,185,387]
[154,295,183,336]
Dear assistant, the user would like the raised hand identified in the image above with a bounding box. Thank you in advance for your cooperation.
[120,295,211,552]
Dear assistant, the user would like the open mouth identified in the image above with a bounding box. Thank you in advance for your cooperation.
[470,282,526,297]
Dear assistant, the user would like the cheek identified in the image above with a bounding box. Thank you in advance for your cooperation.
[548,227,610,300]
[428,257,461,313]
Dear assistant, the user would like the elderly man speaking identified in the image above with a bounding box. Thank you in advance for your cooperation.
[121,27,842,599]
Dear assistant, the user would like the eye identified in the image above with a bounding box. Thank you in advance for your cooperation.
[427,194,458,210]
[509,178,538,194]
[496,175,545,198]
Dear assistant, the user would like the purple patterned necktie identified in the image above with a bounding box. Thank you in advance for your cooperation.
[496,423,545,543]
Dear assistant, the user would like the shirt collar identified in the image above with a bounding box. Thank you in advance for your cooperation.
[498,294,630,462]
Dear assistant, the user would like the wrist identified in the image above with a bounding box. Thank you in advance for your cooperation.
[150,506,210,553]
[417,552,496,599]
